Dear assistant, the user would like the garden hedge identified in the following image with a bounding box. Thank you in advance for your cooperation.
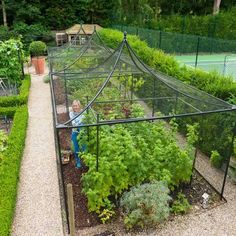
[0,74,31,107]
[99,28,236,160]
[0,106,28,236]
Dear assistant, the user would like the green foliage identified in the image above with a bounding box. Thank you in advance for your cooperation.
[29,41,47,56]
[171,192,191,215]
[120,181,171,229]
[0,75,31,107]
[43,75,50,83]
[0,106,28,236]
[80,117,194,214]
[210,150,224,168]
[98,208,115,224]
[0,107,17,117]
[0,38,24,84]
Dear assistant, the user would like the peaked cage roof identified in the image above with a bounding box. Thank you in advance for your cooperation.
[50,32,236,129]
[48,27,112,74]
[47,23,89,57]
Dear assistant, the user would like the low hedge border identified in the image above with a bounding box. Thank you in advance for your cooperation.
[0,106,28,236]
[0,107,17,118]
[99,28,236,101]
[0,74,31,107]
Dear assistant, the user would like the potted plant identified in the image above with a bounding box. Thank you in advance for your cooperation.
[29,41,47,75]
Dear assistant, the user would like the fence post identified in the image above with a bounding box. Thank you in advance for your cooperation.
[96,114,100,172]
[195,37,200,68]
[67,184,75,236]
[159,31,162,49]
[220,123,236,199]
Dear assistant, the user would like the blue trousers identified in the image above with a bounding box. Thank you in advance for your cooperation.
[71,128,86,166]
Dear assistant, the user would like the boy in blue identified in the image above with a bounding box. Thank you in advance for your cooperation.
[69,100,85,168]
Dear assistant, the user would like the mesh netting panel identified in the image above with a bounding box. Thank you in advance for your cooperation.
[49,30,111,73]
[51,33,234,127]
[112,25,236,55]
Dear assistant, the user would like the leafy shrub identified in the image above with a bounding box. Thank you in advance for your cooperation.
[0,106,28,236]
[210,150,224,168]
[120,181,171,229]
[80,119,195,214]
[171,192,191,215]
[29,40,47,57]
[0,38,24,83]
[43,75,50,83]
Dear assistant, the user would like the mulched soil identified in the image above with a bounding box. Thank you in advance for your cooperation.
[53,77,66,105]
[179,170,222,208]
[62,160,100,229]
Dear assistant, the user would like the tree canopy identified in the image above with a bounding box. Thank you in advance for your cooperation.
[1,0,236,29]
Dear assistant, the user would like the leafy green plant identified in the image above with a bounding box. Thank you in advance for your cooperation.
[171,192,191,215]
[80,117,194,214]
[0,39,24,84]
[29,40,47,57]
[210,150,224,168]
[43,75,50,83]
[120,181,171,229]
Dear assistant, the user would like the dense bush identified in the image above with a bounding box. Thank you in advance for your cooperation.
[171,192,191,215]
[0,74,31,107]
[120,181,171,229]
[29,40,47,57]
[99,28,236,161]
[0,39,24,84]
[0,106,28,236]
[150,7,236,41]
[210,150,224,168]
[80,114,195,215]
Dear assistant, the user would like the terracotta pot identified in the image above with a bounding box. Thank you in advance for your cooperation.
[31,57,37,67]
[32,56,45,75]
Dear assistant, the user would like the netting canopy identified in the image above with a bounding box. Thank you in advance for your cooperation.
[48,26,112,73]
[49,32,235,129]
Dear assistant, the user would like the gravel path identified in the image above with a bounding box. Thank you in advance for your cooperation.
[11,67,64,236]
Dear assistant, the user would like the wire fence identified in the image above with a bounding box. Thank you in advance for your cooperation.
[112,25,236,55]
[112,25,236,78]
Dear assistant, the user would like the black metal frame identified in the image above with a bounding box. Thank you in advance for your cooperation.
[49,29,236,231]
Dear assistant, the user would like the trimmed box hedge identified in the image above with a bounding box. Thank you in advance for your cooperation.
[0,106,28,236]
[0,74,31,107]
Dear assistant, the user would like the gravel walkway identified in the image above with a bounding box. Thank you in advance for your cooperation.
[11,67,64,236]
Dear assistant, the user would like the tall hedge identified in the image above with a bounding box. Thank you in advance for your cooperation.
[0,106,28,236]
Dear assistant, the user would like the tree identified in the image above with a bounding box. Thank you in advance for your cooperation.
[213,0,221,14]
[1,0,7,27]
